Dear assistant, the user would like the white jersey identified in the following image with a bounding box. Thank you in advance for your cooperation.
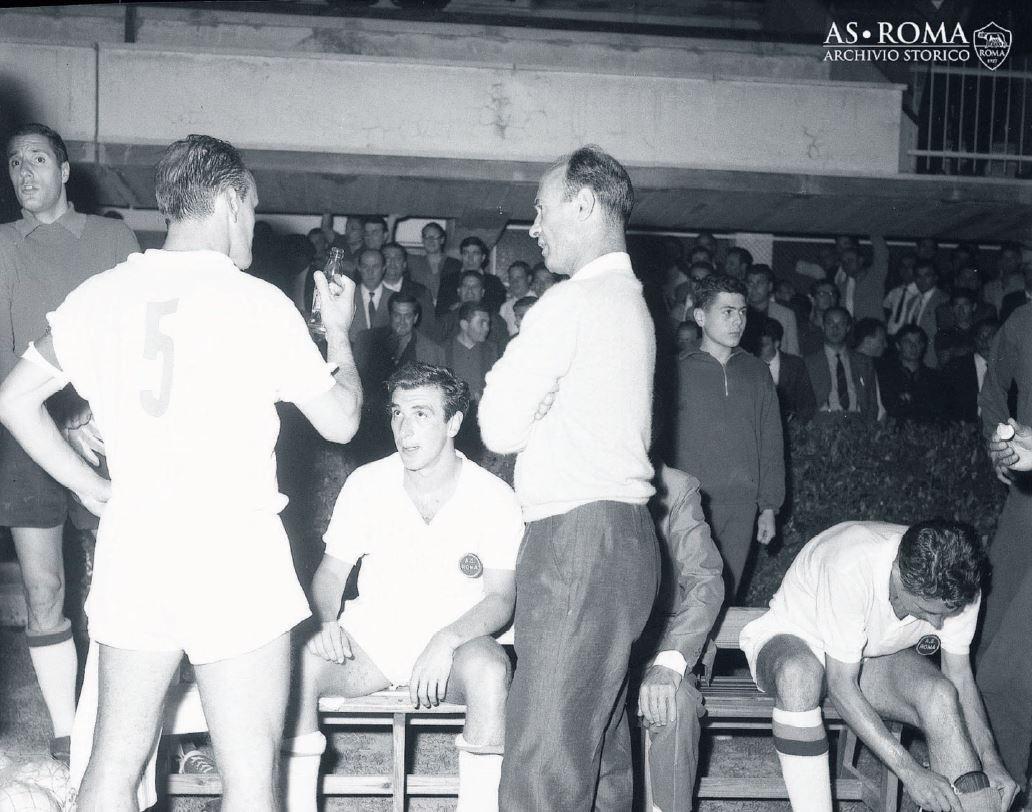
[758,521,980,664]
[43,249,335,650]
[323,452,524,683]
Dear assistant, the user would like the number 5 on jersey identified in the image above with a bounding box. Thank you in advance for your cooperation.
[140,299,179,417]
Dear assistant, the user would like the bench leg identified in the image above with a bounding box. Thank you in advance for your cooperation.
[840,724,902,812]
[642,725,654,811]
[393,713,406,812]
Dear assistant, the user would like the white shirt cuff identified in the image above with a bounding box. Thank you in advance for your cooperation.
[652,650,688,676]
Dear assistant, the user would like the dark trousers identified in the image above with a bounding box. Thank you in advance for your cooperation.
[500,501,659,811]
[646,677,705,812]
[706,501,756,600]
[977,487,1032,783]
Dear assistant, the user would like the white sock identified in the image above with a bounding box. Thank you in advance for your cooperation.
[771,707,832,812]
[26,618,77,737]
[282,731,326,812]
[455,734,502,812]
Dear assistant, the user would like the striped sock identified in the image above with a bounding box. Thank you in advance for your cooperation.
[772,707,832,812]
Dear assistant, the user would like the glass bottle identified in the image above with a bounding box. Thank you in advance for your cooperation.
[309,247,346,336]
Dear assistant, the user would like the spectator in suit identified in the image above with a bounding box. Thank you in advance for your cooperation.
[743,264,799,356]
[382,242,438,340]
[438,237,506,315]
[307,226,330,270]
[877,325,943,423]
[908,259,951,368]
[362,216,390,251]
[804,307,878,421]
[999,262,1032,325]
[834,235,888,322]
[438,271,509,355]
[943,318,999,422]
[410,222,462,308]
[983,242,1024,316]
[499,261,535,336]
[722,246,752,281]
[852,318,888,360]
[759,319,816,422]
[637,463,725,812]
[883,252,919,336]
[350,248,392,338]
[799,280,839,357]
[329,216,365,278]
[934,289,979,367]
[530,263,556,298]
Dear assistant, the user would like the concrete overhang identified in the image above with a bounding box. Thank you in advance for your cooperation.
[68,141,1032,242]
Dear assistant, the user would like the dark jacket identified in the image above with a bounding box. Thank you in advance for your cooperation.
[673,349,785,510]
[876,357,945,423]
[804,346,879,422]
[942,353,982,423]
[776,352,818,422]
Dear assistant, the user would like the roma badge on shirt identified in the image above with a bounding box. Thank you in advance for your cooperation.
[916,635,941,656]
[459,553,483,578]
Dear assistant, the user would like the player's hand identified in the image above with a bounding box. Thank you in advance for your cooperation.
[74,476,112,518]
[983,761,1018,810]
[306,621,354,664]
[756,508,776,546]
[409,632,455,709]
[315,271,357,335]
[534,383,559,421]
[993,419,1032,473]
[637,664,682,727]
[64,417,105,467]
[898,764,963,812]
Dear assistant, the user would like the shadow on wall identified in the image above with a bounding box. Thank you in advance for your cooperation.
[0,78,105,218]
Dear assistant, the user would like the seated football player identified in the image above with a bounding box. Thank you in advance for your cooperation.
[740,520,1018,812]
[283,362,524,812]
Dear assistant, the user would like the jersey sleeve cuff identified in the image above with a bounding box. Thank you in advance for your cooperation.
[23,342,70,387]
[652,650,688,676]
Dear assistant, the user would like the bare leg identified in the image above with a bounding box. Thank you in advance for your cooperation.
[858,648,981,779]
[75,644,182,812]
[755,635,832,812]
[14,524,77,739]
[445,637,510,812]
[191,632,293,812]
[281,632,390,812]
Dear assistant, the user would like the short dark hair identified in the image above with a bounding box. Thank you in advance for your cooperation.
[950,287,976,305]
[459,270,484,287]
[388,292,422,320]
[897,520,987,609]
[693,274,747,312]
[914,259,938,277]
[973,316,1001,335]
[822,306,852,326]
[154,134,252,222]
[852,317,886,346]
[458,300,490,323]
[895,323,928,345]
[459,236,488,255]
[513,295,537,312]
[383,241,408,261]
[422,221,446,239]
[747,263,775,285]
[8,123,69,166]
[760,317,784,343]
[363,216,388,233]
[359,248,384,266]
[677,320,702,337]
[387,362,471,421]
[726,247,753,268]
[553,145,634,228]
[508,260,531,276]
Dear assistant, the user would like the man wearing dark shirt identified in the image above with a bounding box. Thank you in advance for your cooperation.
[877,325,943,423]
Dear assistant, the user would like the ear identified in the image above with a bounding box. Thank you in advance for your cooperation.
[692,307,706,328]
[60,162,70,184]
[574,186,596,222]
[447,410,464,438]
[225,187,242,222]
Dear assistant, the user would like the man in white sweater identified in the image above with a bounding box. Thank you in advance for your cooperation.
[479,145,659,811]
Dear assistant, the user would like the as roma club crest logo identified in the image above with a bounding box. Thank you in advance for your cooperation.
[459,553,483,578]
[916,635,941,656]
[973,22,1012,71]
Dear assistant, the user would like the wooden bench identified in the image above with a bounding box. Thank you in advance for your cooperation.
[642,606,902,811]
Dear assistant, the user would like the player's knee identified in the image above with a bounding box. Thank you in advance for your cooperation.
[22,569,65,624]
[453,638,511,694]
[915,674,961,723]
[772,655,823,708]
